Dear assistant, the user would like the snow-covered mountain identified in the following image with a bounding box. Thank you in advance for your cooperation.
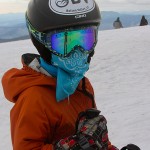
[0,26,150,150]
[0,12,150,42]
[0,13,29,42]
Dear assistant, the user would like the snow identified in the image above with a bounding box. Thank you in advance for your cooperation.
[0,26,150,150]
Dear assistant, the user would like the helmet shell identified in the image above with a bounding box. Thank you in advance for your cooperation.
[27,0,101,31]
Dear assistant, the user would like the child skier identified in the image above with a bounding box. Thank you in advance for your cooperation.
[2,0,140,150]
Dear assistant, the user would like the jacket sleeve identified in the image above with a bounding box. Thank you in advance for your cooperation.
[11,89,55,150]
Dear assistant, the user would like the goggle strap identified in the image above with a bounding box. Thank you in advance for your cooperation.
[26,15,47,46]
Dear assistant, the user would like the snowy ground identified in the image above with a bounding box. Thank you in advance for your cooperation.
[0,26,150,150]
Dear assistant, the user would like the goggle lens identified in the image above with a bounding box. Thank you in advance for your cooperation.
[51,32,65,55]
[48,27,97,56]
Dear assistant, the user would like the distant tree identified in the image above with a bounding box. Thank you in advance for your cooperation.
[113,17,123,29]
[140,15,148,26]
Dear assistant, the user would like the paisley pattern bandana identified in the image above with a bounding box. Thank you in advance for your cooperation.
[40,49,90,101]
[52,49,90,101]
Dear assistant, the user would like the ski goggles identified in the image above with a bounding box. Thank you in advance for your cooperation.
[26,16,98,57]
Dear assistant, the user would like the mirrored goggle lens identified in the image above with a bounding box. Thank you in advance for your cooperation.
[46,26,97,56]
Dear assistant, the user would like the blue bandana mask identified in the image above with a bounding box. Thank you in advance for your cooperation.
[52,49,90,101]
[40,49,90,102]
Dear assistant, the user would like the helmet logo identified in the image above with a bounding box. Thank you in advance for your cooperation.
[55,0,69,8]
[49,0,95,15]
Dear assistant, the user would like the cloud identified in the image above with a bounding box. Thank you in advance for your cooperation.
[0,2,28,13]
[127,0,150,5]
[101,0,126,3]
[100,0,150,4]
[96,0,150,11]
[18,0,29,1]
[0,0,29,3]
[0,0,150,13]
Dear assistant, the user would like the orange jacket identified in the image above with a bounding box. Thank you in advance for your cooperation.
[1,55,95,150]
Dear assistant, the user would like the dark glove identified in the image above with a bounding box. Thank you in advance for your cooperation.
[54,109,109,150]
[121,144,141,150]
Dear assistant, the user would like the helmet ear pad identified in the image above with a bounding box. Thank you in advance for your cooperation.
[30,33,52,64]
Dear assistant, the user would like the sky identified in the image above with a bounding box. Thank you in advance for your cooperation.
[0,0,150,14]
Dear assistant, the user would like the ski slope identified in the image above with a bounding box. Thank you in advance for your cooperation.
[0,26,150,150]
